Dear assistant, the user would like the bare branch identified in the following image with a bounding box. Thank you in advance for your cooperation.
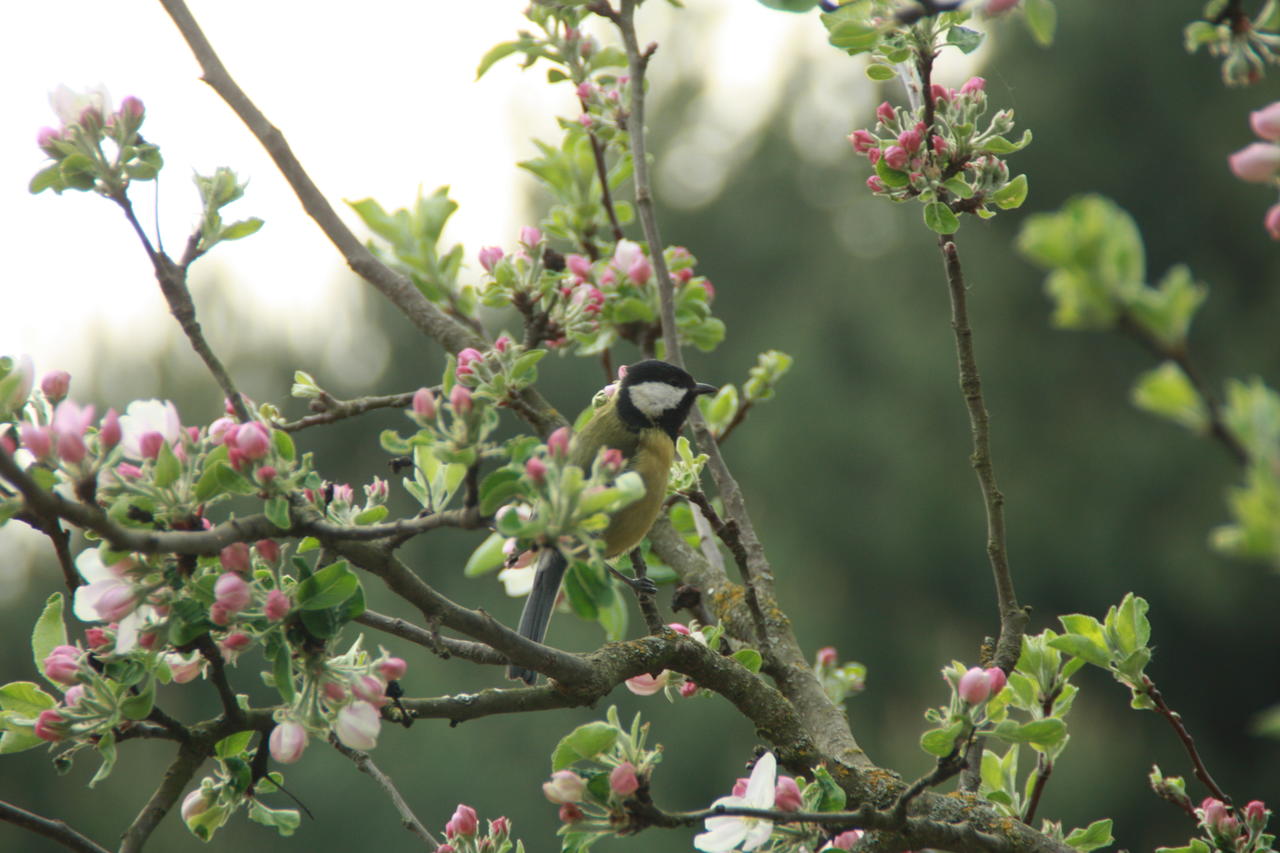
[0,799,111,853]
[355,609,508,666]
[277,390,417,433]
[330,736,438,848]
[118,742,206,853]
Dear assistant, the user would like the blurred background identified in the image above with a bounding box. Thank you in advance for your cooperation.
[3,1,1279,851]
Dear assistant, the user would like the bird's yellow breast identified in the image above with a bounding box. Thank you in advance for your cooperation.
[601,427,673,558]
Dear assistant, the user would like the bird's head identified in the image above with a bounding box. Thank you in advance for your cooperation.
[615,359,717,439]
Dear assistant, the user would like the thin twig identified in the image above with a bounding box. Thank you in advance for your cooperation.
[0,799,111,853]
[628,548,664,633]
[278,391,417,433]
[1022,752,1053,825]
[330,736,438,848]
[354,610,508,665]
[890,744,968,825]
[1142,676,1229,803]
[938,238,1027,673]
[713,400,754,446]
[194,635,244,726]
[118,741,206,853]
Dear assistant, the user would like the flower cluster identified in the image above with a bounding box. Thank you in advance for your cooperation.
[850,77,1029,231]
[32,85,161,197]
[1227,101,1280,238]
[435,804,514,853]
[1196,797,1272,853]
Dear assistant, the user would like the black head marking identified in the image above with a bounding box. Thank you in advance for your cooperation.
[615,360,716,439]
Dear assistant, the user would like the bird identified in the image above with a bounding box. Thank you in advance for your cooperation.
[507,359,717,684]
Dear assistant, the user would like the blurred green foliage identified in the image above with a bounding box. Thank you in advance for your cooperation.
[4,3,1280,852]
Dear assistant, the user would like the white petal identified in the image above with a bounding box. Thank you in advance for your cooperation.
[115,611,142,653]
[744,752,777,808]
[694,817,747,852]
[73,580,111,622]
[74,549,113,584]
[498,565,535,597]
[741,818,775,851]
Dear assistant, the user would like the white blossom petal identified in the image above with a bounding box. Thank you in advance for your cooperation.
[119,399,181,460]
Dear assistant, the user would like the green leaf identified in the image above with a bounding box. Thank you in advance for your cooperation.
[991,718,1067,749]
[924,201,960,235]
[153,440,181,489]
[265,495,291,530]
[812,765,846,812]
[479,469,525,516]
[0,681,58,715]
[824,16,883,55]
[32,593,67,679]
[865,64,898,81]
[29,164,63,195]
[248,800,301,837]
[992,174,1028,210]
[612,297,655,324]
[465,532,508,577]
[981,130,1033,155]
[476,41,522,79]
[1024,0,1057,46]
[874,157,910,188]
[947,25,985,54]
[1132,363,1208,433]
[215,730,255,759]
[121,675,156,720]
[920,721,965,756]
[218,218,264,242]
[1065,818,1114,852]
[731,648,763,673]
[88,731,117,788]
[354,505,388,525]
[551,722,619,771]
[295,561,359,610]
[272,428,296,461]
[756,0,819,10]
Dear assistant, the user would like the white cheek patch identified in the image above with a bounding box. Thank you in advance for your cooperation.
[628,381,686,418]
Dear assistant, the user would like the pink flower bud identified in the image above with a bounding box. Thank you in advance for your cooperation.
[930,83,950,103]
[883,145,910,170]
[958,666,992,704]
[219,542,251,574]
[543,770,587,804]
[412,387,436,421]
[34,709,67,742]
[181,789,210,823]
[576,81,593,101]
[1245,800,1268,828]
[207,417,235,445]
[221,632,251,653]
[610,761,640,796]
[379,657,407,682]
[1266,203,1280,240]
[0,434,12,455]
[118,96,145,124]
[961,76,986,95]
[1202,798,1230,830]
[236,422,271,461]
[866,176,886,193]
[334,700,381,750]
[214,572,252,614]
[547,426,571,459]
[849,129,877,154]
[450,384,473,415]
[494,335,512,353]
[20,423,53,458]
[446,804,479,838]
[478,246,504,272]
[525,457,547,484]
[775,776,803,811]
[57,432,87,464]
[520,226,543,247]
[264,588,291,622]
[457,348,484,370]
[96,408,121,451]
[829,829,864,849]
[985,666,1007,696]
[577,113,593,129]
[165,652,202,683]
[43,645,81,685]
[41,370,71,402]
[875,101,895,125]
[436,846,456,853]
[37,126,62,155]
[489,816,510,838]
[627,254,652,285]
[680,680,699,698]
[897,129,922,153]
[817,646,838,667]
[84,627,110,649]
[932,135,948,156]
[255,539,280,564]
[139,430,165,460]
[64,685,87,707]
[601,448,624,474]
[559,803,583,824]
[572,284,604,314]
[984,0,1021,15]
[1228,142,1280,183]
[625,670,668,695]
[323,681,347,703]
[566,253,592,278]
[668,622,691,635]
[95,583,138,622]
[270,720,307,764]
[1252,102,1280,141]
[352,674,387,706]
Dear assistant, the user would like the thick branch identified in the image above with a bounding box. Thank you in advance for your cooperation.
[355,609,508,666]
[0,800,111,853]
[938,238,1027,672]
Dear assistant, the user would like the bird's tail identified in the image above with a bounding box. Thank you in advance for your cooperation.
[507,548,568,684]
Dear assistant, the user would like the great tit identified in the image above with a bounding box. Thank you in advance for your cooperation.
[507,359,717,684]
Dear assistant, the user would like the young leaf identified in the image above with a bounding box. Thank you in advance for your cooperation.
[31,593,68,678]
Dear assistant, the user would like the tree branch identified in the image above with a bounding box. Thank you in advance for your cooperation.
[0,799,111,853]
[278,390,418,433]
[330,736,438,848]
[117,741,206,853]
[938,237,1027,673]
[354,609,508,666]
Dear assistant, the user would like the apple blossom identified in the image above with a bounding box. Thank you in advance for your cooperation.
[875,101,895,125]
[958,666,992,704]
[99,409,121,450]
[625,670,668,695]
[817,646,838,668]
[543,770,587,804]
[165,652,203,684]
[50,85,111,128]
[525,457,547,484]
[985,666,1008,696]
[214,572,252,614]
[43,645,82,685]
[694,752,777,852]
[181,789,211,823]
[269,720,308,764]
[984,0,1021,14]
[352,675,387,706]
[559,803,584,823]
[20,423,52,458]
[774,775,803,811]
[1228,142,1280,183]
[235,421,271,461]
[519,226,543,247]
[1250,102,1280,141]
[119,399,181,460]
[412,387,436,421]
[41,370,70,402]
[824,829,864,850]
[478,246,504,272]
[335,701,381,750]
[379,657,407,682]
[264,588,291,622]
[450,384,473,414]
[34,709,68,742]
[64,685,87,707]
[219,542,251,574]
[547,426,571,459]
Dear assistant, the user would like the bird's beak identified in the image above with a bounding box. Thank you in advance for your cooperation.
[693,382,718,397]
